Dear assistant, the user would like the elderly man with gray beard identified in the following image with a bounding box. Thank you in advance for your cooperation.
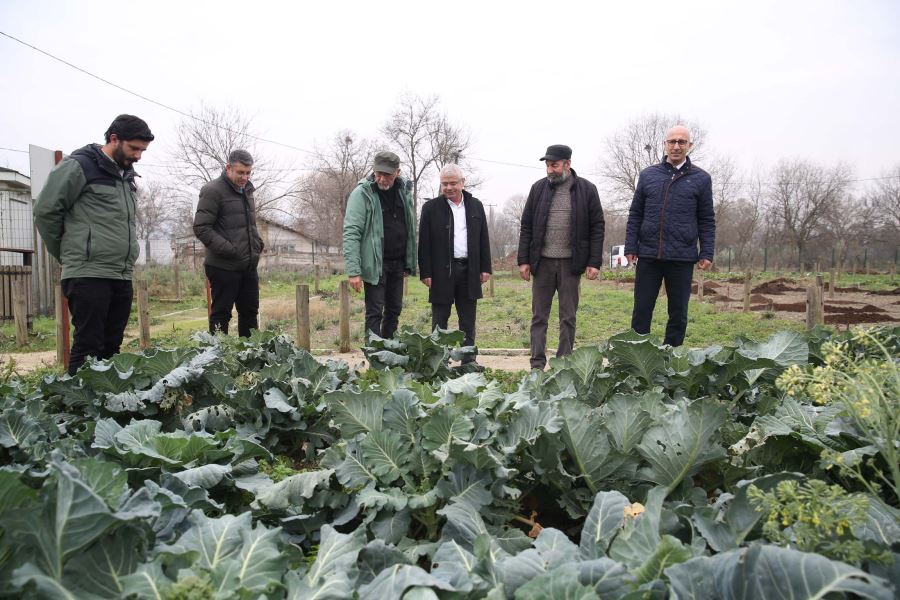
[342,151,417,340]
[517,145,605,370]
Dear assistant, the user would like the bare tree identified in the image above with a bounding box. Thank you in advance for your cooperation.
[293,131,374,246]
[381,93,475,216]
[502,193,527,235]
[767,160,852,270]
[598,113,709,205]
[865,164,900,242]
[168,102,297,217]
[824,194,872,272]
[135,179,178,263]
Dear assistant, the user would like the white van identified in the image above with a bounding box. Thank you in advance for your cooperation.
[609,245,630,268]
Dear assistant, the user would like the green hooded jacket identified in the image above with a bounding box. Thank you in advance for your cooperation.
[33,144,139,280]
[342,175,417,284]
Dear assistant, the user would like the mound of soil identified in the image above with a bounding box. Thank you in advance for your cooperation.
[825,304,886,314]
[750,294,771,303]
[832,286,865,293]
[703,281,722,289]
[691,284,720,296]
[751,278,802,294]
[750,302,805,312]
[826,313,899,325]
[724,277,747,284]
[826,299,861,305]
[867,287,900,296]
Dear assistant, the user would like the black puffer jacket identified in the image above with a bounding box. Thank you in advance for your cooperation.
[625,156,715,262]
[517,169,605,275]
[193,173,264,271]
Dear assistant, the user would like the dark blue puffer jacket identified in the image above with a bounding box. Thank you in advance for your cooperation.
[624,156,715,262]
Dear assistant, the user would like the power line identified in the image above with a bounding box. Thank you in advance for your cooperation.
[1,31,898,190]
[0,30,318,157]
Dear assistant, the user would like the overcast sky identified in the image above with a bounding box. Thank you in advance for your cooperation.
[2,0,898,211]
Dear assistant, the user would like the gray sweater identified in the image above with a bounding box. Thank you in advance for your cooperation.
[541,174,572,258]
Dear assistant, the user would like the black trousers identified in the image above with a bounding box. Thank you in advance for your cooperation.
[205,264,259,337]
[364,258,405,339]
[62,278,133,375]
[530,257,581,369]
[631,257,694,346]
[431,260,477,351]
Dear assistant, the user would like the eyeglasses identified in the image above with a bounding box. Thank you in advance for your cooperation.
[665,139,691,147]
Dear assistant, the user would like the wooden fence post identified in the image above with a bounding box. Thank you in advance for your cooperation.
[55,283,70,370]
[697,270,705,300]
[296,284,310,350]
[339,280,351,352]
[403,276,408,297]
[829,269,836,299]
[137,280,151,349]
[806,276,824,329]
[743,272,752,312]
[173,262,182,301]
[12,279,28,347]
[314,265,320,295]
[488,275,494,298]
[205,277,212,318]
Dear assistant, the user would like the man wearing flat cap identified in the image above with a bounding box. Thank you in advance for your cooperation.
[517,145,605,370]
[343,150,417,340]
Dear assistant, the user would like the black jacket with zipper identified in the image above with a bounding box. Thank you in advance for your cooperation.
[193,173,264,271]
[418,190,492,303]
[517,168,605,275]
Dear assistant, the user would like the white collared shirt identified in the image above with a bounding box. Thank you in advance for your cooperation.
[447,196,468,258]
[670,159,687,170]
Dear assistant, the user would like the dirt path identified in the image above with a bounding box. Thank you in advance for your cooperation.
[2,347,535,375]
[322,350,534,372]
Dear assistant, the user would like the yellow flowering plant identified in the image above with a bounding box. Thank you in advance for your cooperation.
[776,329,900,505]
[747,479,889,566]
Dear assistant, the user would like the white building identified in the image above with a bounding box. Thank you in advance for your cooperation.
[0,167,34,266]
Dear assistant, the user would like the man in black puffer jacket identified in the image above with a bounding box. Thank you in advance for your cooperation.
[193,150,265,337]
[625,125,715,347]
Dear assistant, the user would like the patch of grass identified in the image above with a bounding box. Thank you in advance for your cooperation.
[0,316,57,353]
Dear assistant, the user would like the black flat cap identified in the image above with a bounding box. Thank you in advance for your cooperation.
[539,144,572,161]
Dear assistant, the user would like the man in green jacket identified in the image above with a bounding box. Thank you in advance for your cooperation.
[33,114,154,375]
[342,151,416,339]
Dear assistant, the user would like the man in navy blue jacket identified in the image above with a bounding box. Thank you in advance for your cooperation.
[625,125,715,346]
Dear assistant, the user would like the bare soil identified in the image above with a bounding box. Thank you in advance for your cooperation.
[720,277,900,327]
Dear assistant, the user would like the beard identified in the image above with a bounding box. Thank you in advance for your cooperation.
[548,170,570,183]
[376,182,392,191]
[111,144,132,169]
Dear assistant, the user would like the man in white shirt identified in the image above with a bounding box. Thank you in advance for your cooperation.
[418,164,492,361]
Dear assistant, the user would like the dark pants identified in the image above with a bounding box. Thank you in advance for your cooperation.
[530,257,581,369]
[631,257,694,346]
[364,258,405,339]
[431,260,477,352]
[62,278,133,375]
[205,264,259,337]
